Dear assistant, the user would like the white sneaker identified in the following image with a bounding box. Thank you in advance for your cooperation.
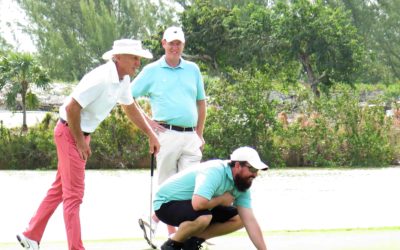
[16,234,39,250]
[205,240,215,246]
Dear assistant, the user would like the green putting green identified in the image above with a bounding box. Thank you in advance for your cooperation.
[3,227,400,250]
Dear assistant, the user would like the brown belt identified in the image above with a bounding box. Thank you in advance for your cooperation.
[59,118,90,136]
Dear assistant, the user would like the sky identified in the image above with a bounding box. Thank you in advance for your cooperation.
[0,0,182,53]
[1,0,36,52]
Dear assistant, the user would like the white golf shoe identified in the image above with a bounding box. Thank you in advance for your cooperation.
[17,234,39,250]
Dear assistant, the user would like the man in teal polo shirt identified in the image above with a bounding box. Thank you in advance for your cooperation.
[132,26,206,239]
[155,147,269,250]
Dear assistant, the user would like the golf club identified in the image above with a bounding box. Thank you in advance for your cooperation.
[138,153,157,249]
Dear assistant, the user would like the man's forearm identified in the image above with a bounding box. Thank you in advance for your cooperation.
[196,99,206,135]
[238,207,267,250]
[192,193,231,211]
[65,99,85,143]
[122,102,154,136]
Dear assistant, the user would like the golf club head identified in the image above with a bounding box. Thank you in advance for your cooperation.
[139,218,157,249]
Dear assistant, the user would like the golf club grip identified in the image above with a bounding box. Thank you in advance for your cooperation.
[150,153,155,177]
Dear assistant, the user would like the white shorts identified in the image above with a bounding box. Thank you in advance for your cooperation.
[156,130,202,184]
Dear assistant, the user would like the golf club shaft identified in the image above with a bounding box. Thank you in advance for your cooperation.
[151,153,155,177]
[149,153,154,240]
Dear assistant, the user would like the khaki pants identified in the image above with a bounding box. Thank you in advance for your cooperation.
[156,129,202,184]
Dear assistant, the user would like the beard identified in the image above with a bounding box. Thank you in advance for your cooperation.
[234,175,253,192]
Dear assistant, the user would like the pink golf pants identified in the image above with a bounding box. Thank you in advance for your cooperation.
[23,121,90,250]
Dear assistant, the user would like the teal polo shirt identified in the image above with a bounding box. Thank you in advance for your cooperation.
[131,56,206,127]
[153,160,252,211]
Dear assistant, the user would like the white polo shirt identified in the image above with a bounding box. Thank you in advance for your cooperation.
[59,61,134,133]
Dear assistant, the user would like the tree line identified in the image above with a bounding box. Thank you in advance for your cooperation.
[1,0,400,168]
[1,0,398,84]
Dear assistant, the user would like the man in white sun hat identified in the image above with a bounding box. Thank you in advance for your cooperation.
[154,146,268,250]
[132,26,206,239]
[17,39,160,250]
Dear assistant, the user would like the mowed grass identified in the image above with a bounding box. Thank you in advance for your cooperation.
[2,227,399,250]
[220,227,400,250]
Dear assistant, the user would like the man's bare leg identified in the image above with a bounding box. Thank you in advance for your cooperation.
[196,215,243,239]
[171,215,212,242]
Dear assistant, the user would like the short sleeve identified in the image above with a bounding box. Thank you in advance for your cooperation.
[194,167,222,200]
[118,75,134,105]
[195,65,206,100]
[131,66,153,98]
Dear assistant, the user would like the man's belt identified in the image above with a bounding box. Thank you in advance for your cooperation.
[159,123,195,132]
[59,118,91,136]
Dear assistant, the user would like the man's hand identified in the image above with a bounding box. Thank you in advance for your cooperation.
[66,98,90,161]
[148,133,160,155]
[149,119,166,133]
[76,139,91,161]
[197,133,205,151]
[121,102,161,155]
[219,191,235,206]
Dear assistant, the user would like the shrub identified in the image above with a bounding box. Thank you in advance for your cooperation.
[274,84,393,167]
[88,106,149,169]
[204,70,283,167]
[0,113,56,169]
[0,109,150,170]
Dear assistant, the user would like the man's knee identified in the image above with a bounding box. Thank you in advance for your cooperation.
[63,194,83,212]
[229,215,244,231]
[193,214,212,230]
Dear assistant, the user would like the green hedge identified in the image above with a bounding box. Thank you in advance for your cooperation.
[273,84,393,167]
[1,74,399,169]
[0,113,56,170]
[0,109,149,170]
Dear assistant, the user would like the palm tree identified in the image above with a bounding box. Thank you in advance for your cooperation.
[0,51,50,131]
[0,37,12,52]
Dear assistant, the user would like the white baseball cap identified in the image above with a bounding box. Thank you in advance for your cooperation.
[163,26,185,43]
[230,146,269,170]
[102,39,153,60]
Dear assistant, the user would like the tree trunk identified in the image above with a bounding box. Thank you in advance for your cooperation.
[21,81,28,132]
[299,53,320,97]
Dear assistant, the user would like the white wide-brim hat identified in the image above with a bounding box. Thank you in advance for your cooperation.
[102,39,153,60]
